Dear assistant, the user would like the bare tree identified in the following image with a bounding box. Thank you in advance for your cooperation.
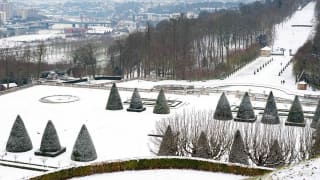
[35,42,47,79]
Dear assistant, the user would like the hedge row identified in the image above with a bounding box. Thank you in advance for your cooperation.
[31,157,273,180]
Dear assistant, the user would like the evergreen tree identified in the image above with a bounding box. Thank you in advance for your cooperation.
[214,92,233,120]
[229,130,249,165]
[261,91,280,124]
[311,99,320,129]
[265,140,284,168]
[158,125,177,156]
[285,96,305,127]
[235,92,256,122]
[6,115,33,152]
[71,125,97,162]
[35,120,66,157]
[311,121,320,158]
[192,131,211,159]
[127,88,146,112]
[153,89,170,114]
[106,83,123,110]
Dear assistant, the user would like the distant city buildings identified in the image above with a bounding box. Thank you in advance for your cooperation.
[0,0,13,21]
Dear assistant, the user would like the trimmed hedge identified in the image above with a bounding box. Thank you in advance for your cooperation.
[31,157,272,180]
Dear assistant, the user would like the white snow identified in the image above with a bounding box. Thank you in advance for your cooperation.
[71,169,246,180]
[0,33,65,48]
[0,1,318,180]
[0,166,41,180]
[262,157,320,180]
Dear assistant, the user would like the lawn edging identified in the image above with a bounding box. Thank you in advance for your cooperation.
[30,156,273,180]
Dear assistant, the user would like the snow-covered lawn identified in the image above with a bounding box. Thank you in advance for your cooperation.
[0,1,318,180]
[0,85,229,172]
[71,169,246,180]
[262,157,320,180]
[0,166,41,180]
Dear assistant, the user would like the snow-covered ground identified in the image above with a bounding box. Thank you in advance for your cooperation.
[0,166,41,180]
[71,169,246,180]
[0,33,65,48]
[262,157,320,180]
[0,1,318,180]
[115,1,317,98]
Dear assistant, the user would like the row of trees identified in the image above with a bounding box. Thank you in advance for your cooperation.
[151,109,314,167]
[108,0,306,80]
[293,0,320,88]
[0,35,113,85]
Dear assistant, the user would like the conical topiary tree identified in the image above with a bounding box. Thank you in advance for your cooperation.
[6,115,33,152]
[153,89,170,114]
[311,122,320,158]
[235,92,256,122]
[311,99,320,129]
[285,96,305,127]
[214,92,233,120]
[127,88,146,112]
[261,91,280,124]
[35,120,66,157]
[192,131,211,159]
[71,124,97,162]
[158,125,177,156]
[229,130,249,165]
[106,83,123,110]
[265,140,284,168]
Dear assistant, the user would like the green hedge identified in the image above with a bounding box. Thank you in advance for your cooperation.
[31,157,273,180]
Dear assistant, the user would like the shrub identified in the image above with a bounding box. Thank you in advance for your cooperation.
[153,89,170,114]
[6,115,33,152]
[214,92,233,120]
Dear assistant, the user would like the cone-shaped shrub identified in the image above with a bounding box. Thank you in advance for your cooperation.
[35,120,66,157]
[127,88,146,112]
[106,83,123,110]
[261,91,280,124]
[71,124,97,162]
[153,89,170,114]
[229,130,249,165]
[265,140,284,168]
[214,92,233,120]
[311,99,320,129]
[6,115,33,152]
[311,122,320,158]
[192,131,211,159]
[285,96,305,127]
[158,125,177,156]
[235,92,256,122]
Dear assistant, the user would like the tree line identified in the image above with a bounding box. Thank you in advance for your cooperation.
[0,36,112,85]
[108,0,307,80]
[293,0,320,89]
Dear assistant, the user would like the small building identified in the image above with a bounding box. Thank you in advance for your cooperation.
[297,81,307,90]
[260,46,272,57]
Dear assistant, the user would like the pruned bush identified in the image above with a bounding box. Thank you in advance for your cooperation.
[35,120,66,157]
[285,96,305,127]
[214,92,233,120]
[235,92,256,122]
[71,124,97,162]
[265,140,284,168]
[311,99,320,129]
[6,115,33,153]
[261,91,280,124]
[106,83,123,110]
[158,125,177,156]
[192,131,211,159]
[127,88,146,112]
[229,130,249,165]
[153,89,170,114]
